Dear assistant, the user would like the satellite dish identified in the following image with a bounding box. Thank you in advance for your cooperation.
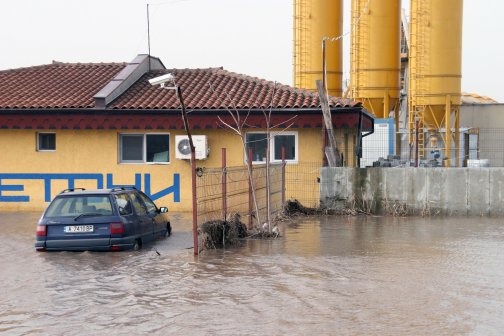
[177,139,191,155]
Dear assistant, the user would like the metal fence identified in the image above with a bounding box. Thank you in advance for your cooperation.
[284,162,323,208]
[196,162,284,228]
[194,127,504,231]
[362,128,504,168]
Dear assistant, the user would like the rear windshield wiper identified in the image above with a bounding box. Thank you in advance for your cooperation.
[74,213,103,221]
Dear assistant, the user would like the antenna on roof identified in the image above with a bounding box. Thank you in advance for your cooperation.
[147,4,151,71]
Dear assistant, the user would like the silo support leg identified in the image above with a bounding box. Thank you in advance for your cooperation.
[445,95,452,167]
[455,108,460,167]
[384,91,390,118]
[395,112,401,156]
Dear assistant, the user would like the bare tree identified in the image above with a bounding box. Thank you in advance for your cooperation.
[208,82,262,228]
[208,81,297,232]
[260,82,297,231]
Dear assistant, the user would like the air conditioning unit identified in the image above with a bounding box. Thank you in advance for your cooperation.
[175,135,209,160]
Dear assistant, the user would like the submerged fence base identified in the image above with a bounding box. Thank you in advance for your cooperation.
[321,167,504,216]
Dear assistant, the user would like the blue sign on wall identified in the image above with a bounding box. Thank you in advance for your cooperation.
[0,173,180,203]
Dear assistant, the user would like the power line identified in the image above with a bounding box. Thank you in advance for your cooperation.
[322,0,372,98]
[147,0,195,6]
[147,4,151,70]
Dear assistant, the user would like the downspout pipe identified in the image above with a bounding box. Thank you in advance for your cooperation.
[355,109,375,167]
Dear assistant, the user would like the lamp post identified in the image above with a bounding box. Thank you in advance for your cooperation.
[149,74,199,255]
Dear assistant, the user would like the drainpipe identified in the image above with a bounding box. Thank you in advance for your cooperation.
[356,109,375,168]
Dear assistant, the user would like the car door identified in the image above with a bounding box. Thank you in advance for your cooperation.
[138,192,165,236]
[113,192,137,232]
[129,192,154,243]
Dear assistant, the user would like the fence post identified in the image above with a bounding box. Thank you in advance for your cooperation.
[222,148,227,222]
[248,147,253,230]
[191,150,198,255]
[282,146,286,205]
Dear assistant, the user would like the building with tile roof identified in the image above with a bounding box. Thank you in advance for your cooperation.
[461,92,498,105]
[0,55,373,211]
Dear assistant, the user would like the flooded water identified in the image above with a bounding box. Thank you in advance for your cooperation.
[1,213,503,335]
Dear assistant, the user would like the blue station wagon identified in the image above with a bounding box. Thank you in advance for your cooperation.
[35,187,171,251]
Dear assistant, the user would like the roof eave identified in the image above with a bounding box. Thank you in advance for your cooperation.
[0,106,366,115]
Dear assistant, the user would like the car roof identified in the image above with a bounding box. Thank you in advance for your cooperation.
[57,188,137,196]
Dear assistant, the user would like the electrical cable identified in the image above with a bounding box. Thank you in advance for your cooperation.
[148,0,195,6]
[322,0,372,100]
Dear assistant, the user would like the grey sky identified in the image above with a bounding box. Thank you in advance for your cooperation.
[1,0,502,102]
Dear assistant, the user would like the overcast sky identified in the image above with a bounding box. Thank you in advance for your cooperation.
[1,0,502,102]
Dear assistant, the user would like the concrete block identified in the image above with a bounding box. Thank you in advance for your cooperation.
[444,169,468,216]
[426,168,447,215]
[345,168,354,198]
[489,168,504,216]
[366,168,385,213]
[467,168,490,216]
[320,168,345,201]
[384,168,406,202]
[406,168,427,214]
[319,167,334,201]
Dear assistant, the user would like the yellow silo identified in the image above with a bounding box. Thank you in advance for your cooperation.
[350,0,401,119]
[293,0,343,96]
[409,0,463,164]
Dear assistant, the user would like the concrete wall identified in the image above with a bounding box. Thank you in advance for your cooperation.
[321,167,504,216]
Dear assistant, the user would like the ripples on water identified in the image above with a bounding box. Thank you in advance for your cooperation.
[0,213,503,335]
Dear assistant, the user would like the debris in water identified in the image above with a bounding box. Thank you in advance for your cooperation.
[283,199,318,215]
[280,199,359,217]
[201,213,247,249]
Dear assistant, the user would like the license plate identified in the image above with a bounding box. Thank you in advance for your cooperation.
[64,225,94,233]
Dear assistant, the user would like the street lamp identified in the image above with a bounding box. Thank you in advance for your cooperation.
[149,73,199,255]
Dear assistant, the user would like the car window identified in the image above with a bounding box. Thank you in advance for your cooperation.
[45,196,113,217]
[114,194,132,215]
[139,193,157,214]
[129,193,147,216]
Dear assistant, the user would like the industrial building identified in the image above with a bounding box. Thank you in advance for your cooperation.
[293,0,499,167]
[0,54,372,211]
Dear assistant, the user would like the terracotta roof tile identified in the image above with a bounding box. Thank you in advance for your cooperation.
[110,68,361,110]
[0,62,126,109]
[0,62,362,111]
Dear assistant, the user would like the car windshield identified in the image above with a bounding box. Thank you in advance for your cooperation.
[45,195,113,217]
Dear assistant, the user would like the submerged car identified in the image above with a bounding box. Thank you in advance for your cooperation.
[35,187,171,251]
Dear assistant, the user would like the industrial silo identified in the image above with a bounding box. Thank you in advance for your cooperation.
[350,0,401,119]
[408,0,463,164]
[293,0,343,96]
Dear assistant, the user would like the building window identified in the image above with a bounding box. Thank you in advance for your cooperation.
[273,133,297,161]
[37,133,56,151]
[246,133,267,163]
[119,133,170,163]
[245,132,298,163]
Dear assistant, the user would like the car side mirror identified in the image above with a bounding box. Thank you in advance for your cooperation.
[159,207,168,213]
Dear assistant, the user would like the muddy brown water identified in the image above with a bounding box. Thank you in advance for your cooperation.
[0,212,503,335]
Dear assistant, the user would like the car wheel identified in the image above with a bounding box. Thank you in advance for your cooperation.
[132,239,141,251]
[165,223,172,238]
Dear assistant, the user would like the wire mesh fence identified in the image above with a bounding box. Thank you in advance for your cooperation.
[196,163,284,228]
[194,127,504,230]
[361,128,504,168]
[285,162,323,208]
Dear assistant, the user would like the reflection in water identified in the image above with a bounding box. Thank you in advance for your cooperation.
[0,213,503,335]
